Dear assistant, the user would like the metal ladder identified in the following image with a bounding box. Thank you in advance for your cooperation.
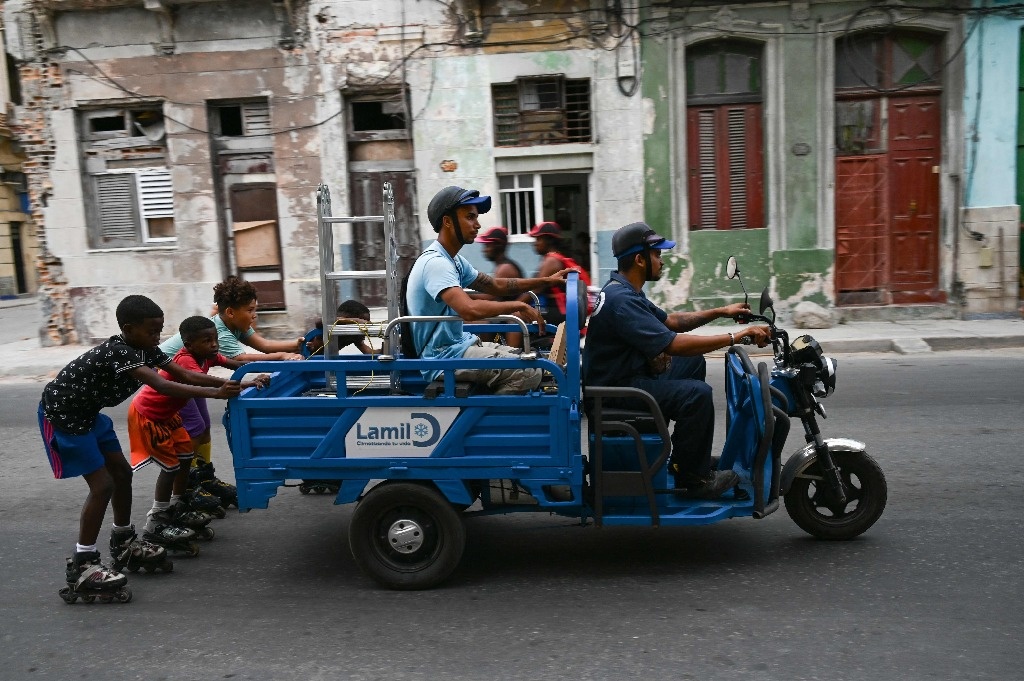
[315,182,398,383]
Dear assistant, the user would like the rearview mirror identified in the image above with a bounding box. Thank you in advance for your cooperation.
[759,288,775,317]
[726,256,739,279]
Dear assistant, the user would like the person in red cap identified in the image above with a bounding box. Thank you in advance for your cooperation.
[476,226,524,285]
[527,221,592,329]
[474,226,526,346]
[405,186,575,394]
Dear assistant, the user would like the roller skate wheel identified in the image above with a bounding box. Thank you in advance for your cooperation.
[185,543,200,558]
[116,587,133,603]
[200,527,215,540]
[59,587,77,604]
[299,485,311,495]
[82,595,96,604]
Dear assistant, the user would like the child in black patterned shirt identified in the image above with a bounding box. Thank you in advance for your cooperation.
[39,295,241,602]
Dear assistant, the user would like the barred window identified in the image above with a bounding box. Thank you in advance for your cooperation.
[497,174,539,237]
[492,76,591,147]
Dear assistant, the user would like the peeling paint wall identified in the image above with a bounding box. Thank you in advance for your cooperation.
[639,1,969,318]
[8,0,323,342]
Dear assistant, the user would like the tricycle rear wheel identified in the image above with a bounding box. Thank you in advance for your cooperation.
[784,450,887,540]
[349,482,465,590]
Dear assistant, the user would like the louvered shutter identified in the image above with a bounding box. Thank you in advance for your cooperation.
[137,169,173,219]
[94,173,140,246]
[242,102,271,136]
[687,104,764,229]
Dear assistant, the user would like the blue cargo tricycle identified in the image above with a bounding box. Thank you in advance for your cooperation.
[223,186,887,589]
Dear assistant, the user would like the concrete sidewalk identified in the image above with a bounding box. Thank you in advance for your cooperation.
[1,295,1022,381]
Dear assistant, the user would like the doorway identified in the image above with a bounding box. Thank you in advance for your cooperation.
[834,30,945,305]
[496,172,592,274]
[229,184,285,310]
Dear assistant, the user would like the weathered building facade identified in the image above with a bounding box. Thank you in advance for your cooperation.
[2,0,1020,344]
[639,0,1016,319]
[0,19,37,300]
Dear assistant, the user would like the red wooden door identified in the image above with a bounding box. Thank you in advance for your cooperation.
[835,94,942,304]
[888,96,942,302]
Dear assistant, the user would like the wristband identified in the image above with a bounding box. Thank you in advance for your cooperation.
[728,332,735,347]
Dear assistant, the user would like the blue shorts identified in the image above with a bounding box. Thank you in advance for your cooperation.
[37,402,121,479]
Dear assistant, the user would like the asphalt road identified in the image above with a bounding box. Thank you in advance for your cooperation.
[1,350,1022,681]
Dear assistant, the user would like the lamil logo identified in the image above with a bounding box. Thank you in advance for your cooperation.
[355,412,441,447]
[345,408,459,457]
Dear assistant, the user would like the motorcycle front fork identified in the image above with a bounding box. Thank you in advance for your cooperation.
[802,416,848,506]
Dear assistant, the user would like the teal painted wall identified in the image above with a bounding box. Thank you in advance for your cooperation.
[964,8,1022,208]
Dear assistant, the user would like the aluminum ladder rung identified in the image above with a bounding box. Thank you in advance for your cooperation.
[325,270,386,280]
[322,215,384,224]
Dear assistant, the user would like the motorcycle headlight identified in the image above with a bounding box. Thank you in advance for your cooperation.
[813,356,838,398]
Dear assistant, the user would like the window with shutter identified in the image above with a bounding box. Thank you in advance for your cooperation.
[94,173,140,247]
[242,102,271,136]
[137,168,175,240]
[686,40,765,230]
[89,168,175,247]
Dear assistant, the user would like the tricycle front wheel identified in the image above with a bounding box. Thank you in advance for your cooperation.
[349,482,465,590]
[784,450,887,540]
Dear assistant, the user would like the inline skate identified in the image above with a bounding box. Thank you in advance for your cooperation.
[109,525,174,573]
[189,461,238,509]
[183,485,226,519]
[299,480,341,495]
[170,501,215,540]
[59,551,132,604]
[143,510,200,557]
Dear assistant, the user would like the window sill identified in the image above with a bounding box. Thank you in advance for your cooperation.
[493,143,595,158]
[86,244,177,254]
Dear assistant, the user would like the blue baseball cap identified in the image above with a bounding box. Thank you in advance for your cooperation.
[427,186,492,232]
[611,221,676,258]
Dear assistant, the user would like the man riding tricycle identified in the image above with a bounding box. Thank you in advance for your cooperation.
[224,185,887,590]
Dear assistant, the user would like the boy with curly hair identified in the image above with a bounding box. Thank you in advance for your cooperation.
[160,276,305,494]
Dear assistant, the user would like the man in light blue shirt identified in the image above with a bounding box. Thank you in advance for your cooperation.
[406,186,574,393]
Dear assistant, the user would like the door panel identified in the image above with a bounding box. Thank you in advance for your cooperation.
[349,171,418,307]
[888,96,942,300]
[835,155,887,296]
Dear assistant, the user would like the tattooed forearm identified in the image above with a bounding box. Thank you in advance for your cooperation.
[474,273,495,293]
[504,278,521,295]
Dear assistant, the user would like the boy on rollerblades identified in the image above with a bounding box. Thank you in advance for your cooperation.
[130,315,267,550]
[39,296,244,603]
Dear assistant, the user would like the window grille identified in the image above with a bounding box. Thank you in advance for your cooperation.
[492,77,591,147]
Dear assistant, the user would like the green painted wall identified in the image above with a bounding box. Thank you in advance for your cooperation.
[687,228,770,313]
[638,3,840,312]
[782,33,822,250]
[641,34,673,235]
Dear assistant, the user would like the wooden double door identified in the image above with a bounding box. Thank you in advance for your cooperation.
[835,95,943,305]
